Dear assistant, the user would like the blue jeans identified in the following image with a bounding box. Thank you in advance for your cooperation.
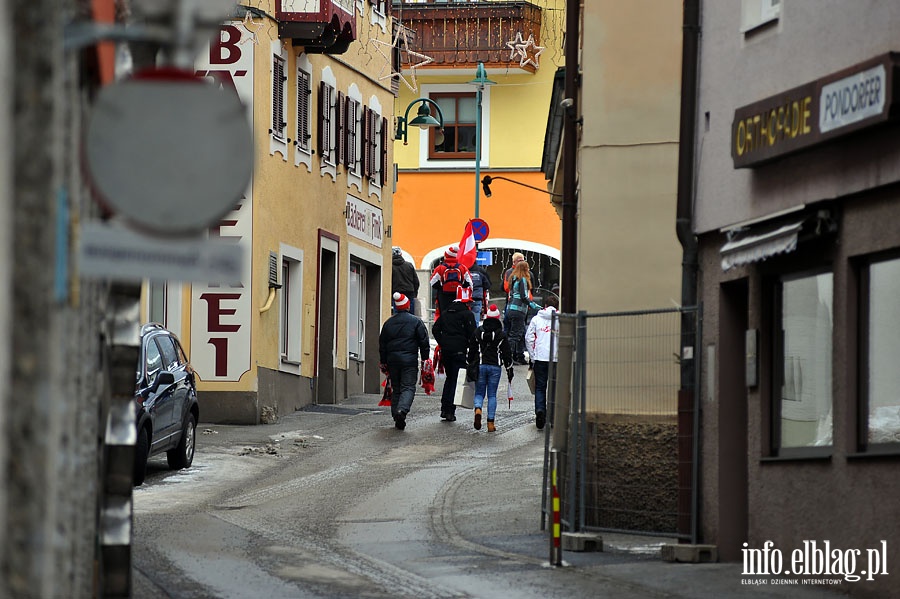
[474,364,502,421]
[472,299,484,322]
[533,360,550,415]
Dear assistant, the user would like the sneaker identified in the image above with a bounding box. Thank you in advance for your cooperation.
[487,420,496,433]
[536,411,546,430]
[474,408,482,430]
[445,414,456,422]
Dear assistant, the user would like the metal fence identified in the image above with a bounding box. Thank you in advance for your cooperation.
[542,306,701,542]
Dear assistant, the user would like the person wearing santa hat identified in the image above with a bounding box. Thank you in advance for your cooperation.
[379,292,430,430]
[466,304,514,432]
[431,285,477,422]
[429,245,473,320]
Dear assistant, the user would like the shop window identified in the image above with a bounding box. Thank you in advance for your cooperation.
[860,255,900,450]
[349,261,365,360]
[772,270,833,454]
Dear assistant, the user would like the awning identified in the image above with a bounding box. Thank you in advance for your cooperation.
[720,220,804,271]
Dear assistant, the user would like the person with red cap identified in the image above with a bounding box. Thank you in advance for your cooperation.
[379,292,430,430]
[432,285,477,422]
[429,245,473,320]
[466,304,514,432]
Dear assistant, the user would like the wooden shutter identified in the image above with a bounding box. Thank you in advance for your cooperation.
[272,56,286,138]
[318,82,332,161]
[380,116,388,186]
[336,91,345,167]
[297,68,310,151]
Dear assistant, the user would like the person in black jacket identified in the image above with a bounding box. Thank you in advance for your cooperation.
[432,286,477,422]
[391,248,420,315]
[467,304,514,432]
[379,293,430,430]
[468,262,492,323]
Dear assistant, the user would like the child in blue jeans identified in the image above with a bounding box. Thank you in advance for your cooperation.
[466,304,514,432]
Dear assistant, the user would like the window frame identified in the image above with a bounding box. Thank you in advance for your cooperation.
[765,266,834,460]
[856,250,900,455]
[417,83,490,170]
[428,91,477,160]
[741,0,781,33]
[279,244,305,373]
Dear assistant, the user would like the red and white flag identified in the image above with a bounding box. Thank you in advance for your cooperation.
[458,220,478,269]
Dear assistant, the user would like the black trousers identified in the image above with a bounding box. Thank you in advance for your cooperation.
[440,351,467,416]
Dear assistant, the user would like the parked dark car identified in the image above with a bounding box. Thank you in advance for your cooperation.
[134,323,199,486]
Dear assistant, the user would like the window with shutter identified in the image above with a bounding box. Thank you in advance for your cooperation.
[318,81,333,163]
[296,68,311,152]
[272,55,286,139]
[380,116,388,187]
[346,98,360,174]
[336,91,346,167]
[361,106,372,179]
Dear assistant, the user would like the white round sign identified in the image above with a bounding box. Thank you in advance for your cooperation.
[85,70,253,235]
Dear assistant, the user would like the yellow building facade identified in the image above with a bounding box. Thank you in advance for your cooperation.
[144,3,397,422]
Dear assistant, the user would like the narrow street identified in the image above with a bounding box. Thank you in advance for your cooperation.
[131,373,843,599]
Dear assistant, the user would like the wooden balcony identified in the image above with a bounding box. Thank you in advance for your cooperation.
[391,1,544,73]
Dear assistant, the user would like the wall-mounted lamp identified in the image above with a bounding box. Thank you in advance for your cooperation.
[481,175,562,198]
[395,97,445,146]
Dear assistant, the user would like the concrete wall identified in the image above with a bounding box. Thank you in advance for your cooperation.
[577,0,683,313]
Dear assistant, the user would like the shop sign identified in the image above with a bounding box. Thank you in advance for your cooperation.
[732,53,899,168]
[345,195,383,248]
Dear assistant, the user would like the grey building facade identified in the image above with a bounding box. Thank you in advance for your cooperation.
[693,2,900,596]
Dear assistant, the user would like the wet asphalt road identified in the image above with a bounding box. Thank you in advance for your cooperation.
[131,368,844,599]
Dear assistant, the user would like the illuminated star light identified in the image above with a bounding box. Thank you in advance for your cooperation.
[239,10,263,46]
[370,27,434,93]
[505,31,526,62]
[515,34,544,69]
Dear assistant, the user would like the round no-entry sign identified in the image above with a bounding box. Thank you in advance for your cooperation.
[84,67,254,236]
[471,218,490,242]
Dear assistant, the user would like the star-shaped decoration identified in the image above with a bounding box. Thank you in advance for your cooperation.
[369,27,434,93]
[238,10,262,46]
[515,34,544,69]
[506,31,526,62]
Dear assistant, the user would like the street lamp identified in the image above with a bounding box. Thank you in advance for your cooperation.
[395,97,445,146]
[481,175,562,198]
[469,62,495,219]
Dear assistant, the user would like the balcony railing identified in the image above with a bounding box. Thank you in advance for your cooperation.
[392,0,544,72]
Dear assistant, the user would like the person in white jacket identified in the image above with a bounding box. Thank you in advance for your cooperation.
[525,295,559,429]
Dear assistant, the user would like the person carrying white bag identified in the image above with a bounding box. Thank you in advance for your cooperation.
[525,295,559,430]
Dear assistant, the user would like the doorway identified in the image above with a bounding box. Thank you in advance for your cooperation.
[316,236,338,404]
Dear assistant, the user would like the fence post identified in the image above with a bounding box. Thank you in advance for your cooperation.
[549,450,562,566]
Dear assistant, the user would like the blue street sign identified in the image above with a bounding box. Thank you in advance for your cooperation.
[476,250,493,266]
[471,218,490,242]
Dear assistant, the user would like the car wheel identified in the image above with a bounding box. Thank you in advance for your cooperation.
[134,426,150,486]
[167,412,196,470]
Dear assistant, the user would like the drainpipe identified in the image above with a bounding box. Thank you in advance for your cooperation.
[676,0,701,545]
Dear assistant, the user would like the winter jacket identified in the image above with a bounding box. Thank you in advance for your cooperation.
[379,311,430,366]
[525,306,559,362]
[467,318,513,370]
[432,301,477,358]
[429,260,473,292]
[507,277,542,313]
[392,254,419,298]
[469,264,492,300]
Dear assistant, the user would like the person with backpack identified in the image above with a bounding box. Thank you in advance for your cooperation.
[466,304,514,432]
[501,252,525,334]
[468,261,492,323]
[431,286,477,422]
[506,260,542,365]
[525,294,559,430]
[429,245,473,320]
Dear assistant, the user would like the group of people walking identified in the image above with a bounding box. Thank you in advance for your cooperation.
[380,245,558,433]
